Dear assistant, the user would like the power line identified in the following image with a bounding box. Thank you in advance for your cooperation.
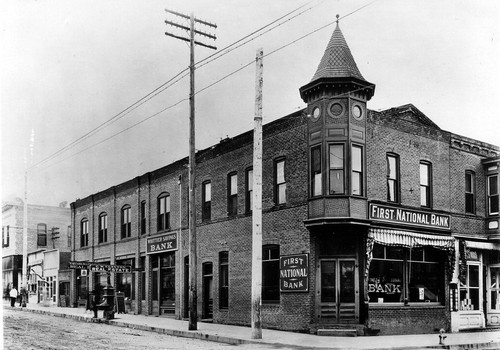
[34,1,376,172]
[29,1,320,172]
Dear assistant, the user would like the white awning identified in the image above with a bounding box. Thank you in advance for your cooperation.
[369,228,455,248]
[466,241,500,251]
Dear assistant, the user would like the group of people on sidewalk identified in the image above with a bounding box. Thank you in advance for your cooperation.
[7,286,27,307]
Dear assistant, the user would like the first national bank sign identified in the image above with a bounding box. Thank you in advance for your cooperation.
[369,203,450,230]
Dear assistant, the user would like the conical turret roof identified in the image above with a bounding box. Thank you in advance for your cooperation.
[310,23,365,82]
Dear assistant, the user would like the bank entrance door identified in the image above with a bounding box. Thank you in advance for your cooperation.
[318,259,358,323]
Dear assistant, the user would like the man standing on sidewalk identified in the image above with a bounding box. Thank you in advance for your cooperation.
[9,286,18,307]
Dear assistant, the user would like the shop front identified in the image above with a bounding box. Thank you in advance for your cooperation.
[146,232,178,316]
[365,204,455,335]
[451,240,500,331]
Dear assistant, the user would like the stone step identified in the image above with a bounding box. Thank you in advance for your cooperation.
[317,328,358,337]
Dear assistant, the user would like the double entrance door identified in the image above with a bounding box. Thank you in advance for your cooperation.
[318,258,358,323]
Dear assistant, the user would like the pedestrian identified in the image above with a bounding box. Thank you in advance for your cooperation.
[9,286,18,307]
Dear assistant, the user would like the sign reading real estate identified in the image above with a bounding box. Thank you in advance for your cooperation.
[280,253,309,292]
[146,232,178,254]
[369,203,450,230]
[68,261,132,273]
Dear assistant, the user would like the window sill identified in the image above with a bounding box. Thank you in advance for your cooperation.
[369,302,443,308]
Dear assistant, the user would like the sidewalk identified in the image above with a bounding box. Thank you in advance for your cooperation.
[8,303,500,350]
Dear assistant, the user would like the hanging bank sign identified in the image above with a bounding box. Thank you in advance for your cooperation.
[280,253,309,292]
[146,232,178,254]
[369,203,450,230]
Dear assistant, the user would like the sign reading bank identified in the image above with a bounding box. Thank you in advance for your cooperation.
[147,232,178,254]
[369,203,450,230]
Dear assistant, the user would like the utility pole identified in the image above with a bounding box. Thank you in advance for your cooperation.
[251,48,264,339]
[164,9,216,331]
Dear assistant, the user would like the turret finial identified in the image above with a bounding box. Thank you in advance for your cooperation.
[336,14,340,24]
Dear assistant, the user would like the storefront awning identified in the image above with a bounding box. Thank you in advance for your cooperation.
[369,228,455,249]
[465,241,500,250]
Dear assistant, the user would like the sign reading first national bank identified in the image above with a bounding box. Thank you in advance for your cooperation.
[369,203,450,230]
[147,232,178,254]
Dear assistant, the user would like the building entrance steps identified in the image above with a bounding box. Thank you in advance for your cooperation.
[6,302,500,350]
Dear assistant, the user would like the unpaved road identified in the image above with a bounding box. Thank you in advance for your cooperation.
[3,307,283,350]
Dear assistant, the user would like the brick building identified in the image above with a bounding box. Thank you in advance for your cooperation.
[2,198,71,305]
[69,23,499,335]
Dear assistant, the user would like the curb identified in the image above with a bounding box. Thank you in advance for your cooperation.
[12,307,500,350]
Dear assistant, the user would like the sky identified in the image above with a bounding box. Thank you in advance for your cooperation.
[1,0,499,207]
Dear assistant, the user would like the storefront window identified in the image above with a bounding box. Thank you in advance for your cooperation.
[459,263,480,311]
[116,258,134,299]
[368,244,443,304]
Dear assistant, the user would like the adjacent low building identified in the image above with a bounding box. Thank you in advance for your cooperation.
[2,198,72,305]
[69,22,499,335]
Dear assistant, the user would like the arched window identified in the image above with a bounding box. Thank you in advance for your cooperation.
[121,205,131,239]
[80,219,89,247]
[98,213,108,243]
[157,193,170,231]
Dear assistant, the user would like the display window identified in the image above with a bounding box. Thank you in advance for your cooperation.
[368,244,443,304]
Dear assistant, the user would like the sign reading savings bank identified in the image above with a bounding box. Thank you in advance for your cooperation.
[369,203,450,230]
[146,232,178,254]
[280,253,309,292]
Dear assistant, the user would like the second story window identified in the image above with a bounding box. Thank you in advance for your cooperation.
[488,175,499,215]
[121,205,131,239]
[202,181,212,221]
[275,158,286,205]
[329,144,344,195]
[246,168,253,213]
[420,161,432,208]
[140,201,146,235]
[387,153,400,203]
[157,194,170,231]
[351,145,363,196]
[465,171,476,214]
[98,213,108,243]
[311,146,322,197]
[228,173,238,216]
[80,219,89,247]
[37,223,47,247]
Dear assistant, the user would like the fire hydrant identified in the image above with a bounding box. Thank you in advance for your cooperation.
[438,328,447,345]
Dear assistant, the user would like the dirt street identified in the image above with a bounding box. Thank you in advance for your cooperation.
[3,307,283,350]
